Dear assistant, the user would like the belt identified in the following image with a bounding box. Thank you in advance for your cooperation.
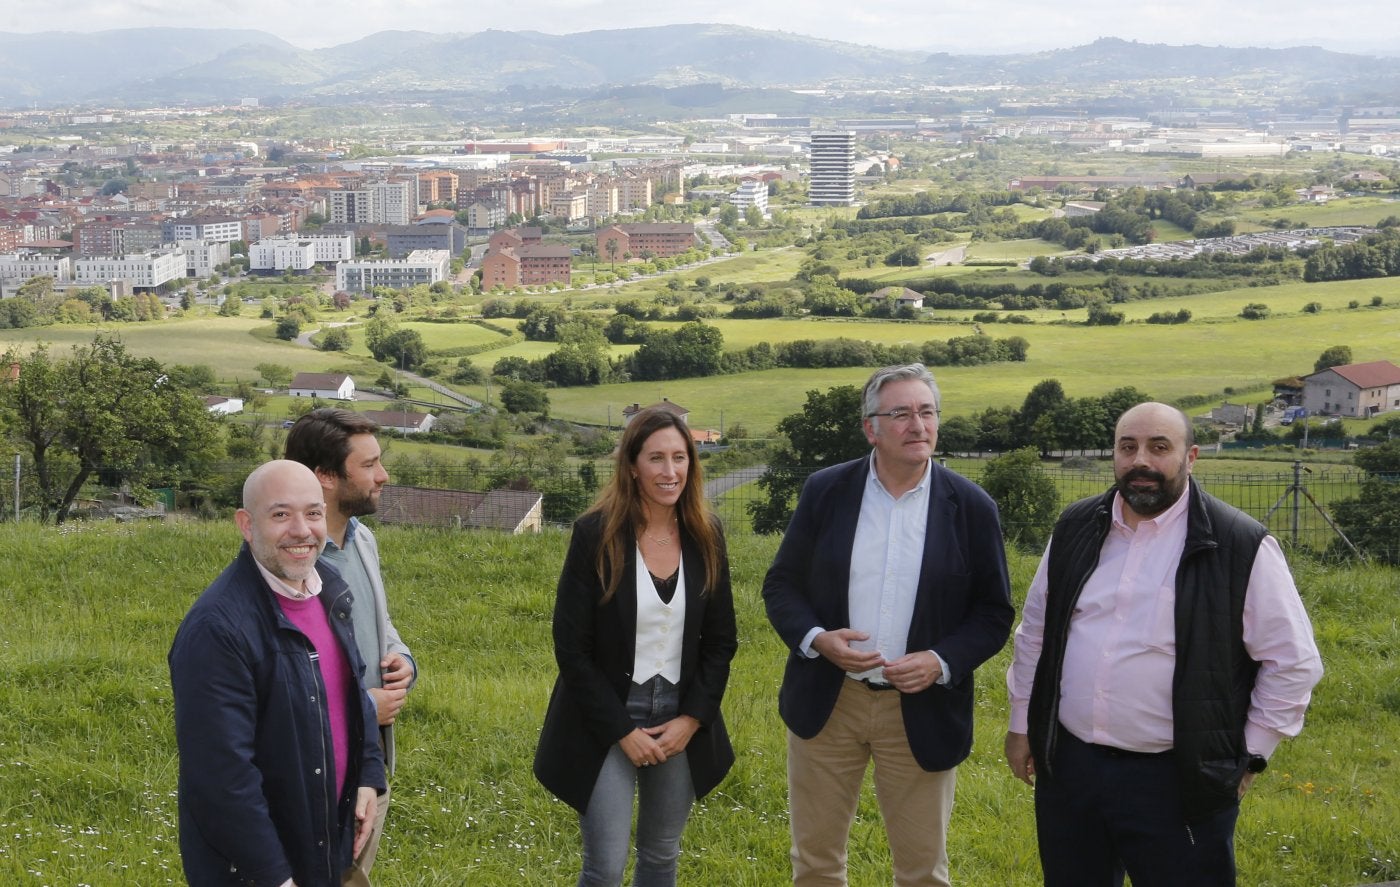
[850,676,898,692]
[1060,722,1169,758]
[1092,743,1170,759]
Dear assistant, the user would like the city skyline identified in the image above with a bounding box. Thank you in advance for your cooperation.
[4,0,1399,58]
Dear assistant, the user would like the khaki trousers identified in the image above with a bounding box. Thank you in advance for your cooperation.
[341,784,391,887]
[787,678,957,887]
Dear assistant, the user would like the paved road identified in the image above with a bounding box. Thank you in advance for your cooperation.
[925,244,968,266]
[705,465,766,499]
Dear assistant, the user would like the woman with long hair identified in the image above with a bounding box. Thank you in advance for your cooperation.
[534,406,737,887]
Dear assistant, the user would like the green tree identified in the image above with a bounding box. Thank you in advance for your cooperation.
[319,327,351,352]
[499,379,549,416]
[978,447,1060,551]
[1332,440,1400,564]
[884,243,922,267]
[0,336,220,523]
[749,386,869,534]
[1017,379,1066,450]
[218,295,242,317]
[275,316,301,340]
[1314,345,1353,372]
[379,329,428,370]
[255,363,293,389]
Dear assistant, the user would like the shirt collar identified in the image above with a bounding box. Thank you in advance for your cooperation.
[253,556,323,601]
[325,516,359,553]
[866,451,931,500]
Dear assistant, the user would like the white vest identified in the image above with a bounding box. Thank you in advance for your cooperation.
[632,547,685,684]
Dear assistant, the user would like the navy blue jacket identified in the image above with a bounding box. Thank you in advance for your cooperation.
[170,545,387,887]
[763,456,1014,772]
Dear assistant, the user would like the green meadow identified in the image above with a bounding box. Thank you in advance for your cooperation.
[6,256,1400,436]
[1,521,1396,886]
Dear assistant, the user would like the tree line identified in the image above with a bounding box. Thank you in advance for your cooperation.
[493,310,1029,389]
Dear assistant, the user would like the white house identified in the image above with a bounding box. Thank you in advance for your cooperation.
[288,372,355,400]
[363,409,436,434]
[1302,360,1400,418]
[203,395,244,415]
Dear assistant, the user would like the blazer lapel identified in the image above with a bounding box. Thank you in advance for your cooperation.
[830,459,870,626]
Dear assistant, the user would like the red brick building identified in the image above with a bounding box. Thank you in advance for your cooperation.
[595,223,697,260]
[480,243,572,289]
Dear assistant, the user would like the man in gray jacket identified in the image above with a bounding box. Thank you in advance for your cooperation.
[287,409,418,884]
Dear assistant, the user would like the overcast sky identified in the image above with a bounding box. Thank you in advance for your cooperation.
[6,0,1398,56]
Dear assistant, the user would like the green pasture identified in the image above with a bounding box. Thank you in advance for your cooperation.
[539,282,1400,432]
[963,238,1066,262]
[0,521,1396,885]
[0,317,383,383]
[1149,219,1195,241]
[1230,196,1400,229]
[1109,276,1400,321]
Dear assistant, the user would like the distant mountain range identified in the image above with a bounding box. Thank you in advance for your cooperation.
[2,26,1399,109]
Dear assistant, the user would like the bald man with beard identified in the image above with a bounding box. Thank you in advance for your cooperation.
[170,460,386,887]
[1005,402,1322,887]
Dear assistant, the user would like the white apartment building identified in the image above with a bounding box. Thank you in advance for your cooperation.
[0,254,73,283]
[328,181,416,226]
[335,249,450,293]
[167,218,244,243]
[251,232,354,268]
[370,180,415,226]
[329,189,375,225]
[808,131,856,206]
[250,240,316,273]
[730,179,769,217]
[74,249,186,290]
[178,239,232,278]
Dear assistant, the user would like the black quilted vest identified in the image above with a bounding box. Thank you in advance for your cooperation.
[1027,480,1265,822]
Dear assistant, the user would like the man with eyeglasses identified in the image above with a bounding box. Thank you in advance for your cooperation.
[763,363,1014,887]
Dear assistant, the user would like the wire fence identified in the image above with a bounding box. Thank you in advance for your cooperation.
[700,462,1382,557]
[3,456,1394,563]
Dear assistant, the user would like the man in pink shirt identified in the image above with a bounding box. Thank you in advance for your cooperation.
[1005,402,1322,887]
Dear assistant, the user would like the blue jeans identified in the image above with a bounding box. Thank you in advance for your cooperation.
[578,676,696,887]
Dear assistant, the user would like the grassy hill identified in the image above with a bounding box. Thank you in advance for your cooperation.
[1,521,1396,884]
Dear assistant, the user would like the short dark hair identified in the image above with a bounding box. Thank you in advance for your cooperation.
[284,408,380,479]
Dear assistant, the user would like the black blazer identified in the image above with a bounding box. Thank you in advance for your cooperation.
[762,456,1013,772]
[534,511,738,812]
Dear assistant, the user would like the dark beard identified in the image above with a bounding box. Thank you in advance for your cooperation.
[339,488,378,518]
[1116,467,1187,517]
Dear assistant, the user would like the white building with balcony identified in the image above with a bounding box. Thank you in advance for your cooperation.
[336,249,450,293]
[74,249,186,290]
[730,179,769,217]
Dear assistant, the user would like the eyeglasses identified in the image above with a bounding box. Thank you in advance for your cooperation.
[865,407,939,424]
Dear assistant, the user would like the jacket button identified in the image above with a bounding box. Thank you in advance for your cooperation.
[315,768,322,774]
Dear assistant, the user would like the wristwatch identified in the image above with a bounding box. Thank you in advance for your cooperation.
[1246,754,1268,774]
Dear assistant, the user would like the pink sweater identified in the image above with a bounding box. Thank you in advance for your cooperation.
[278,596,354,801]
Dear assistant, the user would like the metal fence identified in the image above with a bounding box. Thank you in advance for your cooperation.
[4,456,1393,563]
[697,461,1388,559]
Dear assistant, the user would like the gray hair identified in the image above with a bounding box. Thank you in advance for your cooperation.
[861,363,940,419]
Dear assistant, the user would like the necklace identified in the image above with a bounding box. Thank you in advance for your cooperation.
[644,517,677,546]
